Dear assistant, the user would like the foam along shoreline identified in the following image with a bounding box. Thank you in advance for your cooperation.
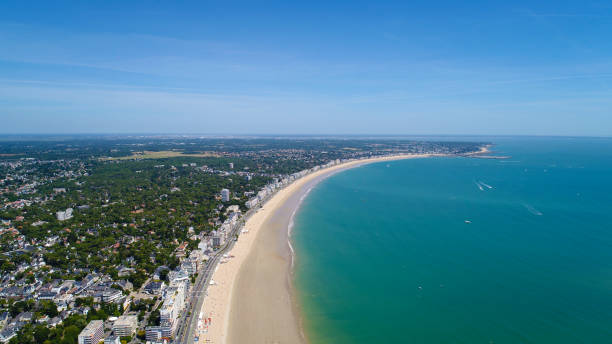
[197,153,444,344]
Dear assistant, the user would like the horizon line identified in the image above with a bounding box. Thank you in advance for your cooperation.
[0,133,611,139]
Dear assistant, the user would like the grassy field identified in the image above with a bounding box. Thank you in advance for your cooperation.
[104,150,220,160]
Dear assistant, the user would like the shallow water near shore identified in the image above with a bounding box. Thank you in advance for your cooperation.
[293,137,612,343]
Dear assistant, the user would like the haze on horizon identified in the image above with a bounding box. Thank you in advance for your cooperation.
[1,1,611,136]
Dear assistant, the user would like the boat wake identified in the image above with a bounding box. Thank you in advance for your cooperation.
[479,181,493,189]
[474,180,494,191]
[523,204,543,216]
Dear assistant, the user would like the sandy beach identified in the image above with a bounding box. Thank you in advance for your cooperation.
[197,153,440,344]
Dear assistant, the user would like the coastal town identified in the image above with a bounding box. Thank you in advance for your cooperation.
[0,136,484,344]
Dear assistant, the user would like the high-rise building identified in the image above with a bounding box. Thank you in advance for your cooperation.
[145,326,163,342]
[104,336,120,344]
[159,281,187,337]
[78,320,104,344]
[112,315,138,337]
[221,189,230,202]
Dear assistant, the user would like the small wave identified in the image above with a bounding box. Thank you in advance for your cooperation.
[287,186,313,269]
[523,204,543,216]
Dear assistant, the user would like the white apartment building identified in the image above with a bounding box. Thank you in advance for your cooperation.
[112,315,138,337]
[56,208,74,221]
[102,288,122,303]
[104,336,120,344]
[159,282,187,336]
[221,188,230,202]
[145,326,163,342]
[246,198,258,209]
[78,320,104,344]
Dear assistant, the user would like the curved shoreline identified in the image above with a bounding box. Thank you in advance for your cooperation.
[197,153,448,344]
[285,167,348,344]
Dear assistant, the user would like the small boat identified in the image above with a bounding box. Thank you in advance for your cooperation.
[464,220,471,224]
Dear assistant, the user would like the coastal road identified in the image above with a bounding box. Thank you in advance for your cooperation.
[173,188,282,344]
[173,205,262,344]
[174,251,221,343]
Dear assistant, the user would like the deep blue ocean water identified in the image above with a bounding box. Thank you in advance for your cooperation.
[293,137,612,343]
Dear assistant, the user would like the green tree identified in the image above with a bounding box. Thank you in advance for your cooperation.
[39,300,58,317]
[33,325,50,343]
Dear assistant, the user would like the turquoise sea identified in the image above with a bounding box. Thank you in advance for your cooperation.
[293,137,612,343]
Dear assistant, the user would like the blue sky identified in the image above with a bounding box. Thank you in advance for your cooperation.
[1,1,611,135]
